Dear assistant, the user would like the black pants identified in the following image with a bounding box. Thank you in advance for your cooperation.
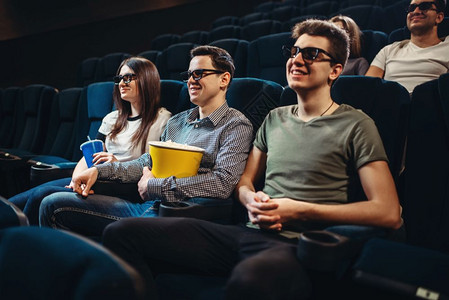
[103,217,312,300]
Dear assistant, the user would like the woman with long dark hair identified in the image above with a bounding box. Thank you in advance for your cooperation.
[9,57,171,224]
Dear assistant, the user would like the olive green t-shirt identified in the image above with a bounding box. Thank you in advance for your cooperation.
[253,104,387,205]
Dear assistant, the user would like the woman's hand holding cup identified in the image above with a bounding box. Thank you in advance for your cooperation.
[92,152,118,165]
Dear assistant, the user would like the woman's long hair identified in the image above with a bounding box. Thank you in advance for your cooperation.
[110,57,161,154]
[330,15,363,59]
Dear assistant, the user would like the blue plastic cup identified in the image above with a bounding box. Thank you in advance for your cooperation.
[80,139,104,168]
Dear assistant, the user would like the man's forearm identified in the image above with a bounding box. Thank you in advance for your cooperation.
[96,154,150,182]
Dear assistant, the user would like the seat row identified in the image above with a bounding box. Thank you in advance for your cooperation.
[212,0,409,34]
[152,0,405,52]
[77,12,449,88]
[74,0,409,88]
[78,28,390,88]
[254,0,405,12]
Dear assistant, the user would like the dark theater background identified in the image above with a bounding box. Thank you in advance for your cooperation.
[0,0,259,89]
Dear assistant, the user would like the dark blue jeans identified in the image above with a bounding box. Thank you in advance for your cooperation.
[8,177,71,225]
[39,191,232,238]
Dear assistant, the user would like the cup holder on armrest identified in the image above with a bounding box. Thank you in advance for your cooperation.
[30,163,74,187]
[297,230,356,272]
[158,200,233,223]
[0,153,29,172]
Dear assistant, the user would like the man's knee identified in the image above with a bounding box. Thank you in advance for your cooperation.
[103,218,136,246]
[39,192,73,227]
[226,247,312,300]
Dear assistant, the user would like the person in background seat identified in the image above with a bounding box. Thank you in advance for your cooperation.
[330,14,370,75]
[366,0,449,93]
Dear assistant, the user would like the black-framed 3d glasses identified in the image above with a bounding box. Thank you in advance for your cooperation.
[113,73,137,85]
[282,45,336,64]
[180,69,225,82]
[406,1,438,13]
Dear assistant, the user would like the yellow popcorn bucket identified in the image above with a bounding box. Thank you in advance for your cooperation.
[149,141,205,178]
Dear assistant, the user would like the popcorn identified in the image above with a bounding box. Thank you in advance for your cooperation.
[148,141,204,152]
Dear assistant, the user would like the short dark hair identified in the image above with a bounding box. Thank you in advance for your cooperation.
[190,45,235,83]
[292,19,350,67]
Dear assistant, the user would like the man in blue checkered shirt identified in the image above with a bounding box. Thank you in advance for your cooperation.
[39,45,253,236]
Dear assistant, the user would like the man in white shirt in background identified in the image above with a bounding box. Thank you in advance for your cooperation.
[366,0,449,93]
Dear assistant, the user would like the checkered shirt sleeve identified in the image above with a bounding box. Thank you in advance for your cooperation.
[96,153,151,183]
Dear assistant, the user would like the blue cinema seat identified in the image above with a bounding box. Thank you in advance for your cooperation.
[0,226,145,300]
[247,32,295,87]
[28,82,114,187]
[180,30,209,45]
[160,79,190,115]
[283,15,327,32]
[254,1,282,13]
[402,73,449,252]
[208,25,242,43]
[303,1,340,16]
[27,88,83,186]
[84,82,115,140]
[0,84,57,158]
[361,30,388,63]
[150,33,181,51]
[333,5,386,32]
[0,196,29,228]
[94,52,131,83]
[157,43,197,81]
[239,12,267,26]
[269,5,303,22]
[331,76,410,184]
[77,57,100,87]
[211,16,240,29]
[339,0,381,7]
[137,50,160,65]
[209,39,249,78]
[31,88,83,165]
[0,87,22,149]
[351,237,449,299]
[225,77,284,133]
[0,85,57,197]
[241,20,283,41]
[382,0,408,34]
[349,74,449,299]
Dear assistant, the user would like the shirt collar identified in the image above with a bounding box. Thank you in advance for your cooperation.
[187,102,230,127]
